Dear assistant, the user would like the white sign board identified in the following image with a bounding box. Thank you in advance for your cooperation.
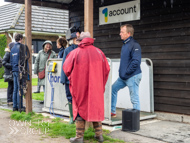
[99,0,140,25]
[43,59,70,116]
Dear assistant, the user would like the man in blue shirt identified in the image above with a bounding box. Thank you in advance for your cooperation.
[10,33,29,112]
[111,24,142,117]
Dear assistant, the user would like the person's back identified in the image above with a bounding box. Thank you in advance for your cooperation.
[63,37,110,121]
[10,42,20,72]
[60,44,78,84]
[10,33,26,112]
[71,38,109,98]
[63,32,110,143]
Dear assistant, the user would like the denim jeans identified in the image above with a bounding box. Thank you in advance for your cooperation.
[111,73,142,114]
[13,72,23,109]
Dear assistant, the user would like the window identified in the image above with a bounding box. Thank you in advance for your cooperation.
[32,40,58,53]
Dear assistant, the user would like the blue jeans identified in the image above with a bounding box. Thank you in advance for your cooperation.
[13,72,23,109]
[111,73,142,114]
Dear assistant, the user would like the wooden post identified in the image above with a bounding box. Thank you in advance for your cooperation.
[25,0,32,113]
[84,0,93,130]
[84,0,93,37]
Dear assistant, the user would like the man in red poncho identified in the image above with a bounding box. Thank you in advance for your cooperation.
[63,31,110,143]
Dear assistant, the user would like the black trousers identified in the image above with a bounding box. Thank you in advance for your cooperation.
[7,81,13,102]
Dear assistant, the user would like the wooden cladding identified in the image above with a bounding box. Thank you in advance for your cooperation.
[69,0,190,115]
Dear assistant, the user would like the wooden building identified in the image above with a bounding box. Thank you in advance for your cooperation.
[6,0,190,115]
[69,0,190,115]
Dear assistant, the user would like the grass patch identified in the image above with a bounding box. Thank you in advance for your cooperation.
[45,116,50,119]
[52,117,62,122]
[32,92,44,101]
[11,111,35,121]
[0,78,38,89]
[10,112,125,143]
[32,78,38,86]
[0,78,8,88]
[0,108,12,112]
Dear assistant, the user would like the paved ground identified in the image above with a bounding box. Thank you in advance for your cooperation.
[0,109,166,143]
[1,86,190,143]
[109,119,190,143]
[0,110,70,143]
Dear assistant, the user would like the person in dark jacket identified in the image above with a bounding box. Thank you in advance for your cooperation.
[0,56,2,68]
[111,24,142,117]
[60,32,78,124]
[10,33,29,112]
[2,42,15,104]
[57,37,67,58]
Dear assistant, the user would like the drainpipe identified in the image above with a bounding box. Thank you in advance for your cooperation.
[8,32,16,42]
[8,33,13,42]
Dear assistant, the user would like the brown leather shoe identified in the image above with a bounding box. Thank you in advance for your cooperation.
[70,137,83,143]
[94,134,104,142]
[93,122,104,142]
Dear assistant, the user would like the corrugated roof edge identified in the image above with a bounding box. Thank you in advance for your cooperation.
[0,3,69,33]
[0,29,66,36]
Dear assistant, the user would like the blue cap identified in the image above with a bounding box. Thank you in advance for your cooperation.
[67,32,77,41]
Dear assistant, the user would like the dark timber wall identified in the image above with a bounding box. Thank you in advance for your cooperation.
[69,0,190,115]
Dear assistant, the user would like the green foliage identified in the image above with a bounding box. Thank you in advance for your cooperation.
[0,78,8,88]
[32,92,44,100]
[45,116,50,119]
[0,34,7,79]
[32,113,44,122]
[52,117,62,122]
[47,121,76,138]
[11,111,33,121]
[32,78,38,86]
[0,78,37,89]
[0,108,12,112]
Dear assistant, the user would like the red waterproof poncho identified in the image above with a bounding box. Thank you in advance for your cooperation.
[63,38,110,121]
